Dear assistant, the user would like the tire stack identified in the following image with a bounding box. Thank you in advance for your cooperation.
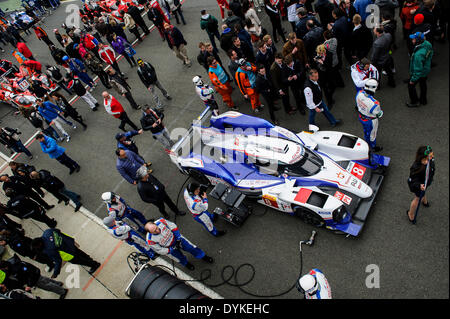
[128,265,210,299]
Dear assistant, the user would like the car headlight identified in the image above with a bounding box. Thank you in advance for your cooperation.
[332,206,348,223]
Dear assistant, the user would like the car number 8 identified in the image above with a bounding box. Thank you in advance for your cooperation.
[353,167,364,177]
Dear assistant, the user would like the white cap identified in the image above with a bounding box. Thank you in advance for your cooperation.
[298,274,318,294]
[192,75,203,86]
[364,78,378,93]
[101,192,113,202]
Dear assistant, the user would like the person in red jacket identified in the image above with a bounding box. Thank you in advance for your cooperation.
[217,0,230,20]
[16,42,35,61]
[400,0,420,39]
[102,91,139,132]
[33,26,54,47]
[98,43,124,76]
[22,60,42,73]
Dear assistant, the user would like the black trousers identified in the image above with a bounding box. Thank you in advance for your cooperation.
[153,192,180,217]
[374,57,396,88]
[408,77,427,104]
[261,92,277,122]
[123,53,137,67]
[270,19,286,43]
[96,70,110,88]
[26,190,52,210]
[130,26,143,42]
[29,208,56,228]
[70,247,98,269]
[124,91,139,109]
[135,18,150,35]
[66,110,87,128]
[118,112,139,131]
[111,62,123,76]
[55,152,79,171]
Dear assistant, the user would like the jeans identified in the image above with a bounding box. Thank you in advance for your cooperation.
[10,140,32,157]
[76,71,95,88]
[153,128,173,150]
[308,101,337,126]
[60,187,81,206]
[207,30,221,50]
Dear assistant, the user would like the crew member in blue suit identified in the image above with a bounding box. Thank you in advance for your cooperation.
[184,182,226,237]
[297,268,332,299]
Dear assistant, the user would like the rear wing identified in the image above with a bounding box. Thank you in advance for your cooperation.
[168,106,213,169]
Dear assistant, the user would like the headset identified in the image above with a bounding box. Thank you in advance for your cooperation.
[187,182,208,197]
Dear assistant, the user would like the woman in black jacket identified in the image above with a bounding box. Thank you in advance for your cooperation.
[406,145,435,223]
[264,0,287,43]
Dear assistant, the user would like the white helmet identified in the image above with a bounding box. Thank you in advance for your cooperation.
[103,215,116,227]
[101,192,113,203]
[298,274,318,295]
[364,78,378,93]
[192,75,203,86]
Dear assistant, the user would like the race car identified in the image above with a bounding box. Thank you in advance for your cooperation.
[169,108,390,237]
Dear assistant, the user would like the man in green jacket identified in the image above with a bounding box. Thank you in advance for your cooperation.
[200,10,221,51]
[407,32,434,107]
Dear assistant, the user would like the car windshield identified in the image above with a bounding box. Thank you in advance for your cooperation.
[279,147,323,177]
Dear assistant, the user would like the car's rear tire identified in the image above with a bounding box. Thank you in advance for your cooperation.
[294,207,325,227]
[187,169,211,186]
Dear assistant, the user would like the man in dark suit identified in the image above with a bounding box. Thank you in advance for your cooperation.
[136,166,186,219]
[281,54,306,115]
[255,64,280,125]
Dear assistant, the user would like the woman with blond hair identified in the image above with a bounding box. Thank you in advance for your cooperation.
[312,44,336,108]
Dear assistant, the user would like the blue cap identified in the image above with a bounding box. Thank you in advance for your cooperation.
[62,55,69,61]
[409,32,424,40]
[115,133,125,140]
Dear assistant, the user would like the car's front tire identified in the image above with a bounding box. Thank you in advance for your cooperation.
[293,206,325,228]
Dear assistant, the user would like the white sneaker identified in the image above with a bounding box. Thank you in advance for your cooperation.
[72,125,77,129]
[382,70,387,75]
[66,135,71,142]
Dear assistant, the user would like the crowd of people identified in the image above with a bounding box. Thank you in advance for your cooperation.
[0,0,446,299]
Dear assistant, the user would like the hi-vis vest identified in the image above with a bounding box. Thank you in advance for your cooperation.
[53,231,74,261]
[12,50,27,65]
[0,269,5,284]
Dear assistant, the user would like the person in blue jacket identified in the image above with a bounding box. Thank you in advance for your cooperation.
[63,55,96,89]
[35,134,80,174]
[115,129,144,159]
[36,99,76,143]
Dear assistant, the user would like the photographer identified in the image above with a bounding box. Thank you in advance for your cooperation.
[140,106,173,151]
[184,182,226,237]
[0,127,33,159]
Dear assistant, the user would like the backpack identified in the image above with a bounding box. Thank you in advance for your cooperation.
[207,16,218,33]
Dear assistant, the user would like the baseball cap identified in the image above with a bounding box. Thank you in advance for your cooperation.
[115,133,125,141]
[409,31,424,40]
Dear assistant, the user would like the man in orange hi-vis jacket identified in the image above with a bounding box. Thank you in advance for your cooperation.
[207,56,238,111]
[235,58,263,113]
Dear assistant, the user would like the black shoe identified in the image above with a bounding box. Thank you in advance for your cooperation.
[202,255,214,263]
[47,205,55,210]
[331,119,342,127]
[185,262,195,271]
[64,200,69,206]
[69,168,75,175]
[82,124,87,130]
[58,199,62,204]
[162,212,170,219]
[75,203,82,212]
[406,102,419,108]
[422,201,430,207]
[75,166,80,173]
[28,155,33,160]
[50,219,57,228]
[165,95,172,100]
[215,230,226,237]
[88,262,101,275]
[176,211,186,216]
[92,106,98,111]
[273,106,281,111]
[372,146,383,152]
[420,100,427,106]
[59,288,69,299]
